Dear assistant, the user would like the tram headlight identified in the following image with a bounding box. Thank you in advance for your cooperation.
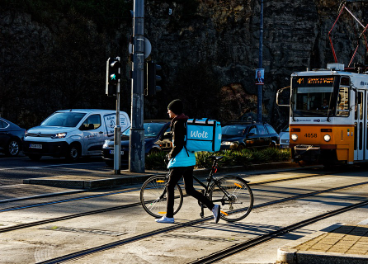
[323,134,331,142]
[291,134,298,141]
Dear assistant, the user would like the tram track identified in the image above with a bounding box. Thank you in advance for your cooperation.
[189,199,368,264]
[1,177,367,263]
[35,187,368,264]
[0,168,331,213]
[1,171,366,235]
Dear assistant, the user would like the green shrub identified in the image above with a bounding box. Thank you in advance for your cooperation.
[145,152,167,170]
[145,148,291,170]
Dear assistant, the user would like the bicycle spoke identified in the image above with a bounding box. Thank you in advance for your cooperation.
[140,176,183,218]
[210,176,253,222]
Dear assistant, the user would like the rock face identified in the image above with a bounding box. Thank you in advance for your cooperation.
[1,1,368,129]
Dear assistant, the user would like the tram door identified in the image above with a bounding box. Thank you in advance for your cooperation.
[366,92,368,160]
[354,91,366,160]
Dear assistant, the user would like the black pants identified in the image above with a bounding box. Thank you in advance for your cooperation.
[166,166,214,218]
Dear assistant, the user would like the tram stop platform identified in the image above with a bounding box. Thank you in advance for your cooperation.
[277,220,368,264]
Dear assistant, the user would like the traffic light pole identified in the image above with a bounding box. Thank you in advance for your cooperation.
[114,58,122,175]
[129,0,145,173]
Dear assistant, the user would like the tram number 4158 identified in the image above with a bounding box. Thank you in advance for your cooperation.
[304,133,317,138]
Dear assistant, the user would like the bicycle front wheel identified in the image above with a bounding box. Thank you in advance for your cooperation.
[210,176,253,222]
[140,175,183,218]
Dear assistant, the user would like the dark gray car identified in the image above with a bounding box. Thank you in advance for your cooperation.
[221,121,279,150]
[0,117,26,156]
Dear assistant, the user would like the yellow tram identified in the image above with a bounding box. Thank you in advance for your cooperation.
[278,63,368,165]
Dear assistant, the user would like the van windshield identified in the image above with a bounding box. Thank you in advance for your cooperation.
[121,123,166,138]
[42,112,86,127]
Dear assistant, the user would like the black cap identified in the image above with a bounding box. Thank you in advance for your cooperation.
[167,99,183,115]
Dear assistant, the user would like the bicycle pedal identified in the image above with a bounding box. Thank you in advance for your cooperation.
[220,210,228,216]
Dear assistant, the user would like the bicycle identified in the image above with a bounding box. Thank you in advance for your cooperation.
[140,156,254,222]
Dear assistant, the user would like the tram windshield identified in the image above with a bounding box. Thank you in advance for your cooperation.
[291,76,338,117]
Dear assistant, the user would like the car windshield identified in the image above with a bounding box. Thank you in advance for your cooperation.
[41,112,86,127]
[222,125,248,136]
[122,123,166,138]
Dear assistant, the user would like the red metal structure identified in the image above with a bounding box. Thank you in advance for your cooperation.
[328,1,368,67]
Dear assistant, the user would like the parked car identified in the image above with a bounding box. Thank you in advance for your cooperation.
[278,125,290,149]
[23,109,130,161]
[221,121,279,150]
[0,117,26,156]
[102,120,171,167]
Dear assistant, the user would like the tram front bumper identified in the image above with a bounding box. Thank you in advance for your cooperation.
[292,145,321,162]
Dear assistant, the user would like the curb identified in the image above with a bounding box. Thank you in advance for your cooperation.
[23,161,300,190]
[277,223,368,264]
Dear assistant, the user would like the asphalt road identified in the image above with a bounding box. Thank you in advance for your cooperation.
[0,152,118,186]
[2,154,368,263]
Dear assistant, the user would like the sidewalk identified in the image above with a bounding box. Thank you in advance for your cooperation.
[277,221,368,264]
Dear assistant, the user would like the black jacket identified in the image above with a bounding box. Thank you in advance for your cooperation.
[168,113,189,160]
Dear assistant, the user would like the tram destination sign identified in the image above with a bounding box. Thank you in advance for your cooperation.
[296,76,334,86]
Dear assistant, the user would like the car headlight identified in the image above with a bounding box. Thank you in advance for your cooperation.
[221,141,232,145]
[323,134,331,142]
[103,140,112,148]
[291,134,298,141]
[51,132,67,139]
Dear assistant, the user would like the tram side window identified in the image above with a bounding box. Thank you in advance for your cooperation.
[336,86,349,117]
[360,92,363,120]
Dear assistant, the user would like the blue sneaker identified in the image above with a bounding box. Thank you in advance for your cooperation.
[155,216,175,223]
[212,204,221,223]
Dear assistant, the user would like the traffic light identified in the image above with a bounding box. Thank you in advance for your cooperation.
[145,61,162,96]
[106,84,116,97]
[108,57,121,85]
[106,57,121,97]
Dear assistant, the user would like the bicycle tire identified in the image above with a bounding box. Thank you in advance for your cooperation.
[209,176,253,222]
[140,175,183,218]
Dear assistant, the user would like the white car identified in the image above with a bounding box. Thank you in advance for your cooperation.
[23,109,130,161]
[279,126,290,149]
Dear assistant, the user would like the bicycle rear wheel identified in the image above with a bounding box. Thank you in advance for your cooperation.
[210,176,253,222]
[140,175,183,218]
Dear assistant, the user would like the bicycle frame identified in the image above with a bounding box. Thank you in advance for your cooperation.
[193,158,238,218]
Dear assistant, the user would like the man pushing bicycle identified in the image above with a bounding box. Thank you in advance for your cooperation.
[155,99,221,224]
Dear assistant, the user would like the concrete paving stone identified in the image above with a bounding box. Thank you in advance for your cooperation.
[327,247,348,253]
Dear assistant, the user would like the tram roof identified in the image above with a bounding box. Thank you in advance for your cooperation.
[291,70,368,77]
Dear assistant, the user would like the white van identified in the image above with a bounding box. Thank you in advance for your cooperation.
[23,109,130,161]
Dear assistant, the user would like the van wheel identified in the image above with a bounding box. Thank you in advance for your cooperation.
[28,155,42,161]
[66,144,80,161]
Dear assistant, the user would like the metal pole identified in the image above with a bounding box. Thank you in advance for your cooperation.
[114,57,121,175]
[129,0,145,172]
[257,0,263,123]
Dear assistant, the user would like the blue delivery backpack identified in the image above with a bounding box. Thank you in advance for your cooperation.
[186,118,222,152]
